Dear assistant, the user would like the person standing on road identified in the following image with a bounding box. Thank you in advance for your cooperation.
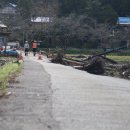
[32,40,37,56]
[24,41,30,56]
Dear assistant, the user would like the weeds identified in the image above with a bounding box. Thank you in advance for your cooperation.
[0,62,22,95]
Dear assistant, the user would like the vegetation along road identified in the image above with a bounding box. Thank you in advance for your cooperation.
[0,55,130,130]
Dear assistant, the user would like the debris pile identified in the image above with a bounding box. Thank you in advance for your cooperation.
[120,64,130,79]
[83,57,105,75]
[82,56,130,79]
[51,52,130,79]
[51,50,67,65]
[50,45,130,80]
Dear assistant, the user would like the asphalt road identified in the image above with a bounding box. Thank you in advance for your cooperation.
[35,56,130,130]
[0,55,130,130]
[0,57,59,130]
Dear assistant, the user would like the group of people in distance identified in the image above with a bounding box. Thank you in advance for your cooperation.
[24,40,37,56]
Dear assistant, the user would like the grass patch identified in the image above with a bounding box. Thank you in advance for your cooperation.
[107,56,130,62]
[0,62,22,95]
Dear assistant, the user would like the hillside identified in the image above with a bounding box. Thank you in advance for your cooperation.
[0,0,129,49]
[1,0,130,21]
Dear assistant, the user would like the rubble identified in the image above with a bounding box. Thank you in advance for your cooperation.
[83,57,105,75]
[83,56,130,79]
[51,50,67,65]
[51,52,130,80]
[50,45,130,80]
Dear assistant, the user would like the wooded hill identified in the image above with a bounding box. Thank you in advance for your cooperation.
[0,0,129,49]
[1,0,130,22]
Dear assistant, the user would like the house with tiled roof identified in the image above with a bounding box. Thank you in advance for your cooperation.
[0,3,17,15]
[0,21,10,47]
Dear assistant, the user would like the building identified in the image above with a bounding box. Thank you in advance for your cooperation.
[117,17,130,46]
[0,3,18,22]
[0,21,10,47]
[31,16,52,30]
[117,17,130,26]
[31,17,50,23]
[0,3,17,15]
[7,41,20,48]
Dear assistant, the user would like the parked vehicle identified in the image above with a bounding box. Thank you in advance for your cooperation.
[0,49,18,56]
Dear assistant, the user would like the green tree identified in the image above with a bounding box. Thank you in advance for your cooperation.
[58,0,86,16]
[85,0,118,23]
[99,4,118,23]
[101,0,130,16]
[85,0,101,16]
[17,0,33,18]
[58,0,117,23]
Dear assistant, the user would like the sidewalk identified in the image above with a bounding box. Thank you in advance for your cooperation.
[0,57,59,130]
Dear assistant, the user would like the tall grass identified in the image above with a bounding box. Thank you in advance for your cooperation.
[0,63,22,91]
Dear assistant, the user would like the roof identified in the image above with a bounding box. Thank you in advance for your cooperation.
[118,17,130,25]
[7,42,19,46]
[0,24,7,28]
[0,21,7,28]
[9,3,17,8]
[31,17,50,23]
[0,3,17,14]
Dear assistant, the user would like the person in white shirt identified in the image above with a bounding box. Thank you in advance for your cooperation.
[24,41,30,56]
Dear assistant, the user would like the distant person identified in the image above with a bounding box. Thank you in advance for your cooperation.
[32,40,37,56]
[24,41,29,56]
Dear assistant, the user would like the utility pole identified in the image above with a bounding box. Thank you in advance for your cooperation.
[23,31,25,46]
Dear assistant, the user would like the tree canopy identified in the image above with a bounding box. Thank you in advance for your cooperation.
[1,0,130,22]
[58,0,130,18]
[1,0,129,48]
[58,0,119,23]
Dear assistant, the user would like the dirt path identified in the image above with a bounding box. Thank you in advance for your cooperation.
[0,57,59,130]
